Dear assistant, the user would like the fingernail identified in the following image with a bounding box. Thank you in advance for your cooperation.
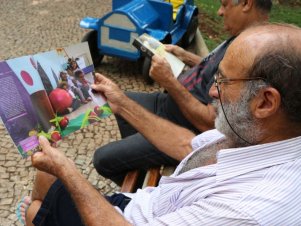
[38,136,47,142]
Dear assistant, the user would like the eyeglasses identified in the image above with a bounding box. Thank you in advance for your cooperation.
[214,72,266,90]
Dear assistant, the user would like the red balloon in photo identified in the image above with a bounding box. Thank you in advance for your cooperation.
[49,88,72,114]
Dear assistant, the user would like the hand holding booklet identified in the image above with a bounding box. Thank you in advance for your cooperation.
[132,33,185,78]
[0,42,112,158]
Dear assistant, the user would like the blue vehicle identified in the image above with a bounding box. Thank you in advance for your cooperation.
[80,0,198,83]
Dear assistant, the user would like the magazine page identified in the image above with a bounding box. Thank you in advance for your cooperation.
[0,57,50,158]
[133,33,185,78]
[54,42,111,137]
[0,42,111,158]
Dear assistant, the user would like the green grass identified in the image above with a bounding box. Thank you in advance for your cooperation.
[270,4,301,25]
[194,0,301,51]
[195,0,226,50]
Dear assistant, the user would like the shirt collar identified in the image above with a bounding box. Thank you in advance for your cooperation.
[216,135,301,181]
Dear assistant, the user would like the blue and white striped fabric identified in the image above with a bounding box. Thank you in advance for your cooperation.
[123,129,301,225]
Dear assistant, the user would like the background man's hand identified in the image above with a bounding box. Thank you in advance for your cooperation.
[165,44,202,67]
[31,136,75,177]
[164,44,187,61]
[150,55,175,87]
[91,73,127,114]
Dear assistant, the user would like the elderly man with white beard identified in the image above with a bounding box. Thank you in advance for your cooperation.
[24,23,301,225]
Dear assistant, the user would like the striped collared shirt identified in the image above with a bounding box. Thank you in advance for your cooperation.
[123,129,301,225]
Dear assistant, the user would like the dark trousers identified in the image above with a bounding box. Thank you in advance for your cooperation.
[93,92,199,185]
[33,180,131,226]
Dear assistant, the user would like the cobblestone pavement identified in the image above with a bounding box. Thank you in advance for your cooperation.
[0,0,162,225]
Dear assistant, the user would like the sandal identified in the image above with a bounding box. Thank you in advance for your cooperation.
[16,196,32,225]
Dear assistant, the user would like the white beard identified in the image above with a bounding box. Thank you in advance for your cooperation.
[213,87,262,146]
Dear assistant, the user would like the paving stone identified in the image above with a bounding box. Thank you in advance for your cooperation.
[0,173,9,179]
[0,217,12,226]
[85,133,94,138]
[8,213,16,220]
[0,210,10,218]
[4,161,15,167]
[0,198,13,205]
[0,166,5,173]
[59,142,70,148]
[7,167,17,173]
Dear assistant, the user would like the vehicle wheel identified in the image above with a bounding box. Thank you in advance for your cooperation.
[141,57,154,85]
[82,30,103,66]
[181,15,199,48]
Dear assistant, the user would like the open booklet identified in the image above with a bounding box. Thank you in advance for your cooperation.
[132,33,185,78]
[0,42,112,158]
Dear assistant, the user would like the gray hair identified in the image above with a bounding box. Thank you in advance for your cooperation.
[232,0,272,12]
[248,32,301,122]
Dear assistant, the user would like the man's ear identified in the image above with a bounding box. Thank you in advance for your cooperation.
[252,87,281,119]
[241,0,253,12]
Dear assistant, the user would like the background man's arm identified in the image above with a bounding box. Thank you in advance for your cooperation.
[116,95,195,160]
[164,44,202,66]
[150,55,216,132]
[92,74,195,161]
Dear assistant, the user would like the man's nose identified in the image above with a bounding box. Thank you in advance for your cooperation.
[217,7,223,17]
[209,83,219,100]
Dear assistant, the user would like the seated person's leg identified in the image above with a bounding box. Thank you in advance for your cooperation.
[127,91,199,134]
[31,171,57,201]
[71,98,81,111]
[158,94,200,134]
[94,91,198,185]
[93,132,179,185]
[80,86,91,99]
[116,91,167,138]
[26,201,41,226]
[27,177,132,225]
[73,87,86,102]
[26,171,66,226]
[29,179,86,226]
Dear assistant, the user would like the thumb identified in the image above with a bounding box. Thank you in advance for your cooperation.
[31,136,50,166]
[91,83,107,94]
[38,135,51,152]
[31,150,44,163]
[164,44,173,52]
[94,73,107,83]
[152,55,165,65]
[152,54,160,62]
